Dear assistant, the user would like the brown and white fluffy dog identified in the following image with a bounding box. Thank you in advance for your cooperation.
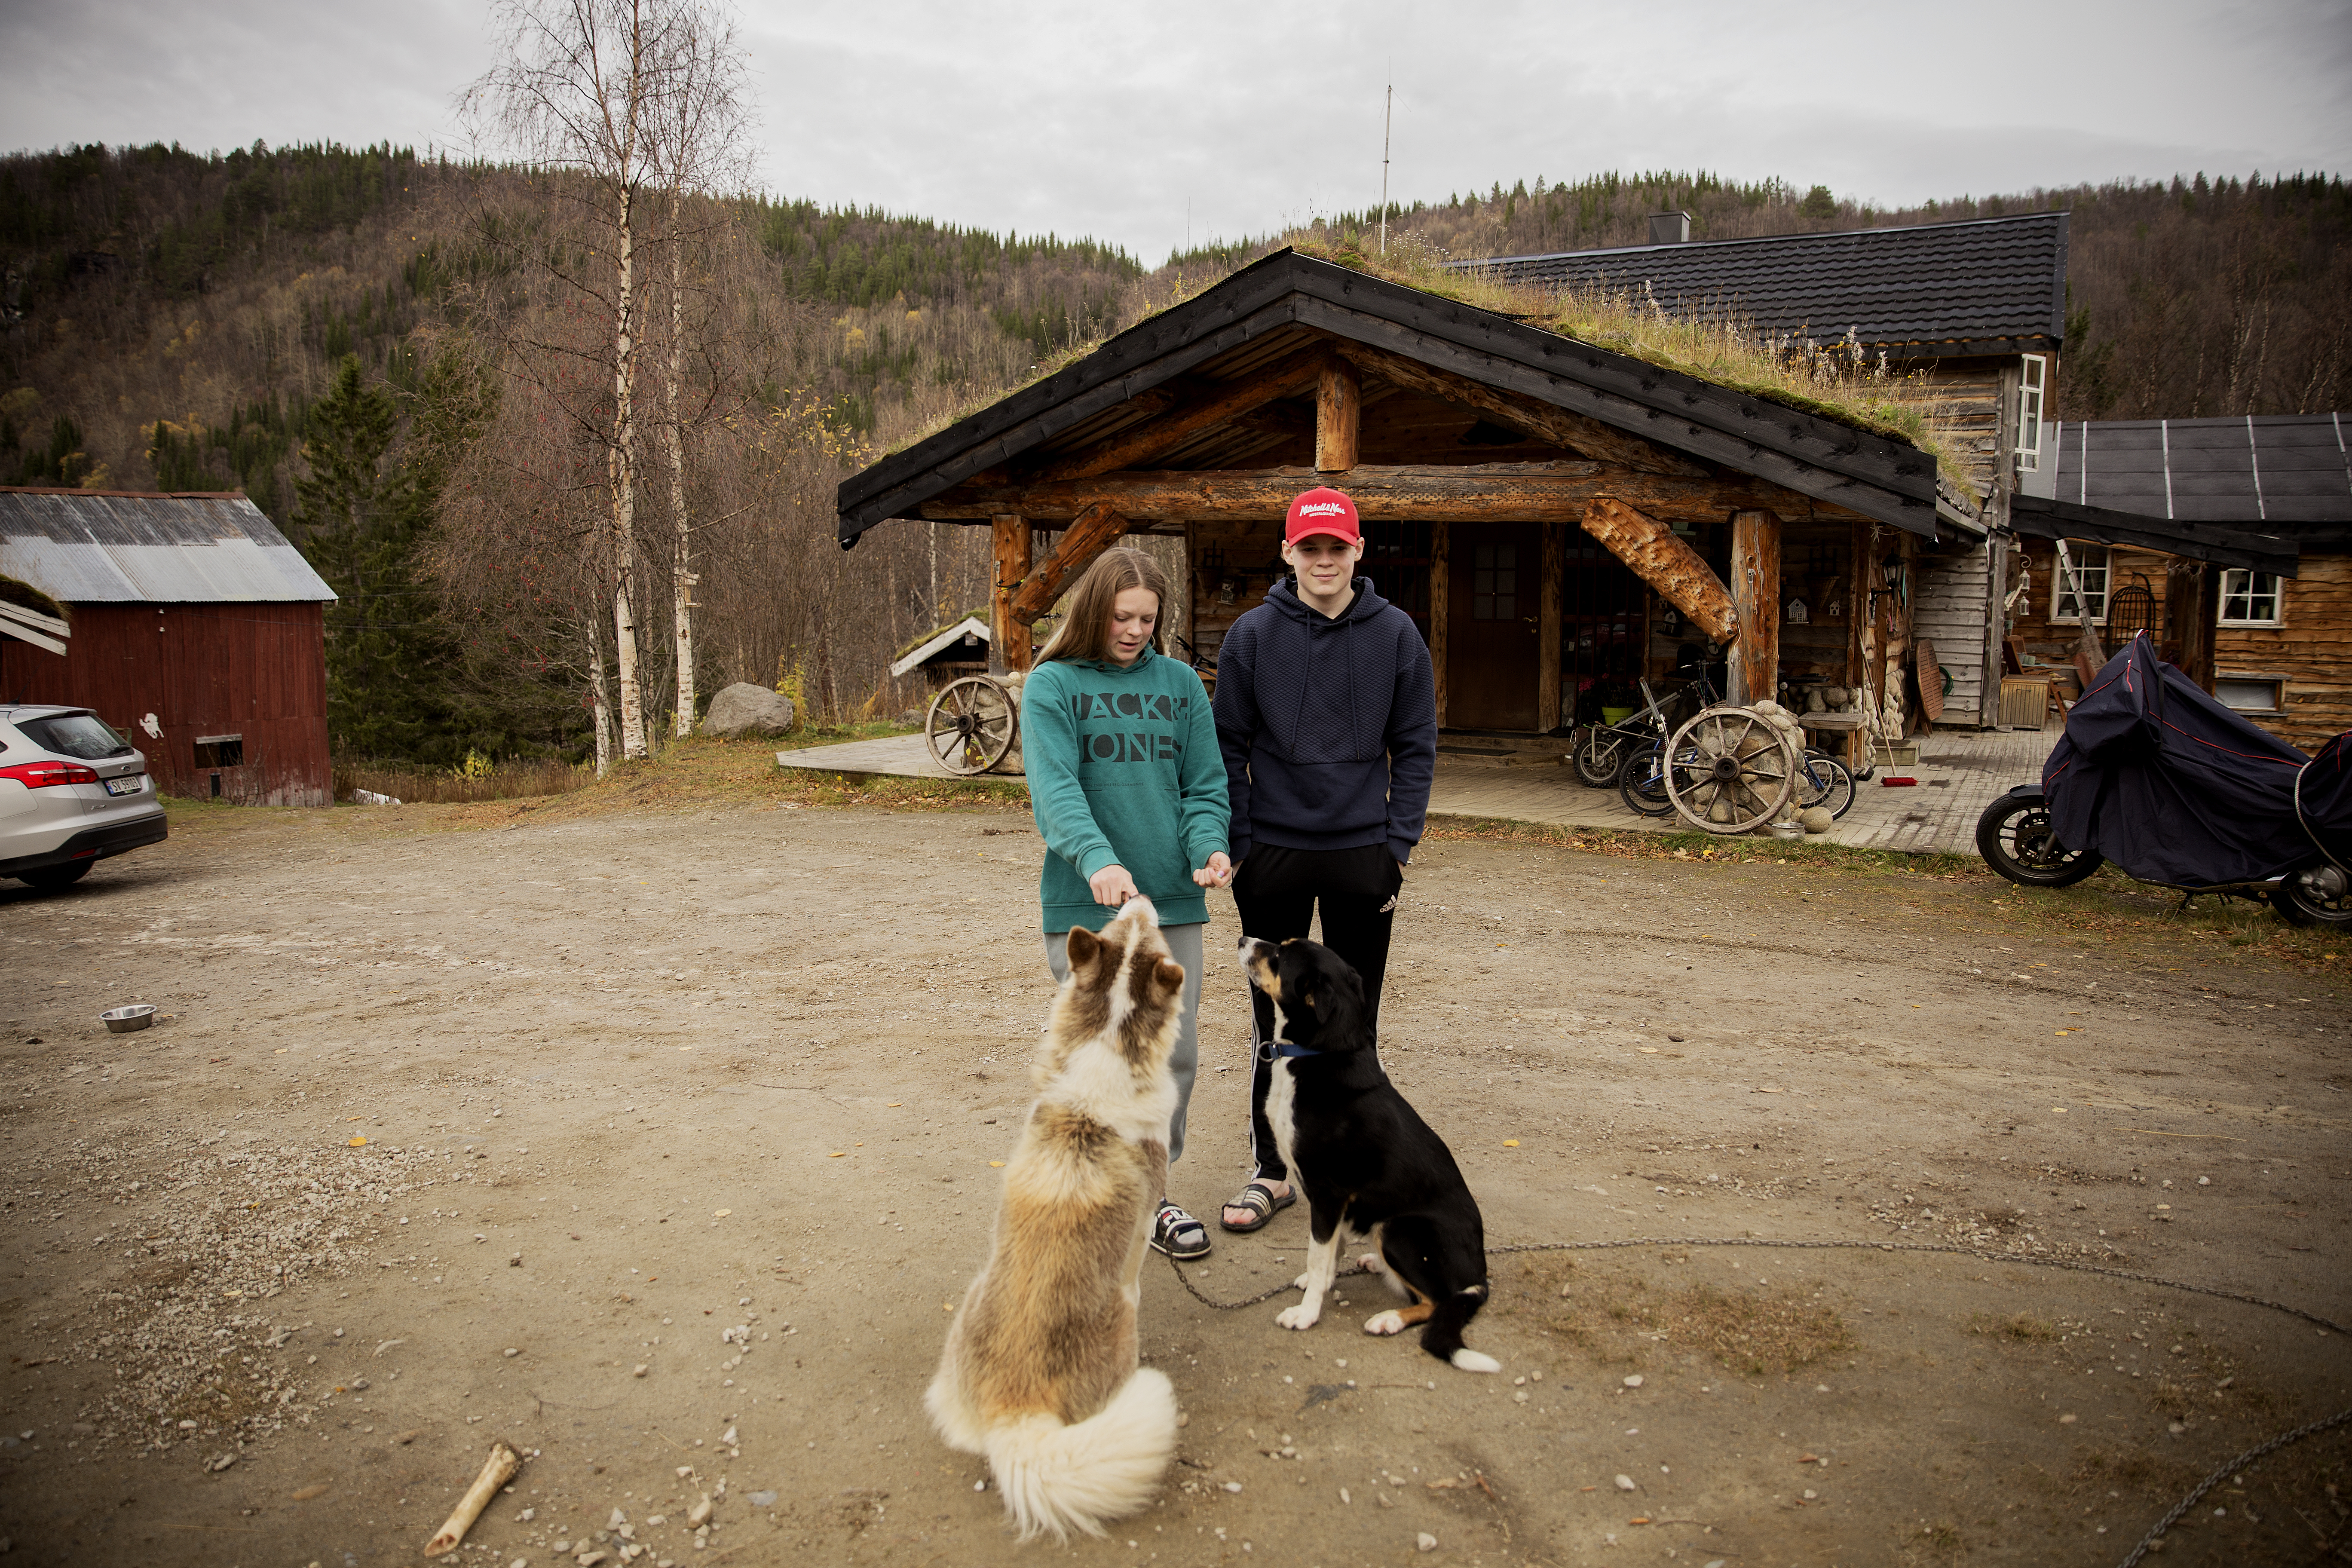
[927,895,1185,1541]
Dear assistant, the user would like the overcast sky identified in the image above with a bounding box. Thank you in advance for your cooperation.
[5,0,2348,264]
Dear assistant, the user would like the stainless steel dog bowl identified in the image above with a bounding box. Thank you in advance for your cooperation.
[101,1004,156,1034]
[1760,820,1807,841]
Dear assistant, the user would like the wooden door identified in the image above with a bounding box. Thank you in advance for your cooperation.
[1445,521,1541,729]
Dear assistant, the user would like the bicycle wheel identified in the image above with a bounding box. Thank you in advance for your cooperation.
[1573,728,1629,788]
[1617,744,1676,817]
[1795,753,1857,820]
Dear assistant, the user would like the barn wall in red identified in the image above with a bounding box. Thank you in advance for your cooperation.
[0,601,331,806]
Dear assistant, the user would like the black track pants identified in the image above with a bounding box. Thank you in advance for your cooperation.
[1231,842,1402,1185]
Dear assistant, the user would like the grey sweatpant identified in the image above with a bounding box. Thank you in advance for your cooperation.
[1042,920,1203,1166]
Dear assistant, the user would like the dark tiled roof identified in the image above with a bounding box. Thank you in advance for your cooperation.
[0,488,336,603]
[1465,212,2068,355]
[2049,414,2352,528]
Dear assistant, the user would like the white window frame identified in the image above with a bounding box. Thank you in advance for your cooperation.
[2217,569,2282,627]
[2215,675,2285,714]
[2014,355,2047,472]
[2049,542,2110,624]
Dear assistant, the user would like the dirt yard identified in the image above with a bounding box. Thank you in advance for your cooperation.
[2,774,2347,1568]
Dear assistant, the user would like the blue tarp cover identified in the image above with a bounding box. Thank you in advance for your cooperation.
[2042,633,2338,888]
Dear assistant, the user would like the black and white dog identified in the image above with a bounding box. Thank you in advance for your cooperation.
[1237,934,1500,1373]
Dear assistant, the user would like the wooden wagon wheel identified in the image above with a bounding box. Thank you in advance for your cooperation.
[1662,704,1799,835]
[925,675,1018,775]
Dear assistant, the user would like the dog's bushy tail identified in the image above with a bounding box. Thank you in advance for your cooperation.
[986,1367,1178,1541]
[1420,1284,1501,1374]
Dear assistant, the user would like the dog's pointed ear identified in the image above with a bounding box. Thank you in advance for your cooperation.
[1066,925,1100,971]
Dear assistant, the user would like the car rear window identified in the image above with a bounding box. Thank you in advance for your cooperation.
[17,713,135,760]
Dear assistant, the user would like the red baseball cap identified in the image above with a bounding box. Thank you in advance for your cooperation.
[1284,487,1361,547]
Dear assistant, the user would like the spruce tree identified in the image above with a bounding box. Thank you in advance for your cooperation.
[293,354,460,764]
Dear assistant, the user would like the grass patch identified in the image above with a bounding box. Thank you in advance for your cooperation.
[335,756,588,805]
[1967,1311,2059,1343]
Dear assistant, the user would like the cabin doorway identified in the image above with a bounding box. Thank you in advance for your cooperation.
[1446,521,1540,729]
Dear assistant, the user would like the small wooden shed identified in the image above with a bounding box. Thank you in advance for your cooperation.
[835,248,1978,761]
[0,487,337,805]
[888,614,993,690]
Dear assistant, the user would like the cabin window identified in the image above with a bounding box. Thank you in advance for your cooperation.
[193,735,245,769]
[2049,543,2109,623]
[2217,570,2282,627]
[1471,542,1518,621]
[2215,677,2284,714]
[2014,355,2047,472]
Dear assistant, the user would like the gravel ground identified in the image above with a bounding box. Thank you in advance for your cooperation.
[1,790,2347,1567]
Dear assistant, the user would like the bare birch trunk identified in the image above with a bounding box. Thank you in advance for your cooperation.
[611,175,649,760]
[665,192,697,738]
[590,621,617,778]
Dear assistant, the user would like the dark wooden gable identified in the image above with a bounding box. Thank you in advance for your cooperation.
[836,249,1944,545]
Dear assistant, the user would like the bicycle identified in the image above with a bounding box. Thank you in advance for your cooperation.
[1571,679,1677,787]
[1793,747,1856,819]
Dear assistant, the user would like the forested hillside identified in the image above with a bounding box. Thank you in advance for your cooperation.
[0,141,1151,764]
[3,142,2343,771]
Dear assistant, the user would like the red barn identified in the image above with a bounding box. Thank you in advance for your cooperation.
[0,487,336,805]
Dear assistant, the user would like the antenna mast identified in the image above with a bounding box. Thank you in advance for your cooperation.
[1379,83,1393,254]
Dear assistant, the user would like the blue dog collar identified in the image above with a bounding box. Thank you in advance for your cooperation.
[1272,1041,1323,1059]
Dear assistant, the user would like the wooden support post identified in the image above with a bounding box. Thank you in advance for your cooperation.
[1727,509,1780,707]
[1430,523,1450,729]
[1578,498,1735,642]
[1316,360,1361,474]
[1537,519,1563,731]
[991,513,1032,674]
[1847,519,1870,769]
[1009,500,1130,622]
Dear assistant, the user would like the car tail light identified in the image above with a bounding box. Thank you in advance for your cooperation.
[0,760,100,788]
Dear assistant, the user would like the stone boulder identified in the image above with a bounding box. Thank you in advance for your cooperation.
[698,682,798,738]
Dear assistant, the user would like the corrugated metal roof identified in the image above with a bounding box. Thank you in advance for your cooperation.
[2049,414,2352,527]
[1460,212,2069,353]
[0,490,337,603]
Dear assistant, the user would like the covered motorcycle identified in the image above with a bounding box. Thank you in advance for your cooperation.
[1974,632,2352,924]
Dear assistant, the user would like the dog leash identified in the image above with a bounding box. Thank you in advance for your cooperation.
[1161,1238,2349,1568]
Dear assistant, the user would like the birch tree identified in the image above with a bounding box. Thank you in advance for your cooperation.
[463,0,685,762]
[646,3,753,738]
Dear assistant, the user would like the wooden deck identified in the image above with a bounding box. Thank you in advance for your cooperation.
[774,723,2064,859]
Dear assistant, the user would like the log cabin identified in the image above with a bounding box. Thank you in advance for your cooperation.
[1467,212,2072,728]
[833,248,1987,762]
[2009,414,2349,750]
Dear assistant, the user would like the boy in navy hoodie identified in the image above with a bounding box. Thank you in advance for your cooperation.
[1211,487,1438,1233]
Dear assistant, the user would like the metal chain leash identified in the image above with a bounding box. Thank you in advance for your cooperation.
[2117,1405,2352,1568]
[1162,1234,2352,1568]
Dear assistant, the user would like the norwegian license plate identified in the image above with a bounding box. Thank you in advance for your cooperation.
[105,775,144,796]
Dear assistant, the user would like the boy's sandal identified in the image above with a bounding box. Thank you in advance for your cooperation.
[1218,1179,1296,1234]
[1152,1200,1211,1260]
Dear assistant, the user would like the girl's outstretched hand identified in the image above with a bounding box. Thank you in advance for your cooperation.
[1089,864,1141,906]
[1192,851,1234,890]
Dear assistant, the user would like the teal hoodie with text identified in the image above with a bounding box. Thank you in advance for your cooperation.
[1023,649,1228,934]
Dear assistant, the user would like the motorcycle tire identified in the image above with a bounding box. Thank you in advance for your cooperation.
[1574,729,1629,788]
[1974,792,2104,888]
[2272,865,2352,927]
[1617,744,1677,818]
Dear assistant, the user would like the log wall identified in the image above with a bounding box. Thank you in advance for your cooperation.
[2214,552,2352,750]
[1914,542,1995,725]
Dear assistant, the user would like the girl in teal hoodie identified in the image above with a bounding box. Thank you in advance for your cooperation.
[1024,545,1231,1259]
